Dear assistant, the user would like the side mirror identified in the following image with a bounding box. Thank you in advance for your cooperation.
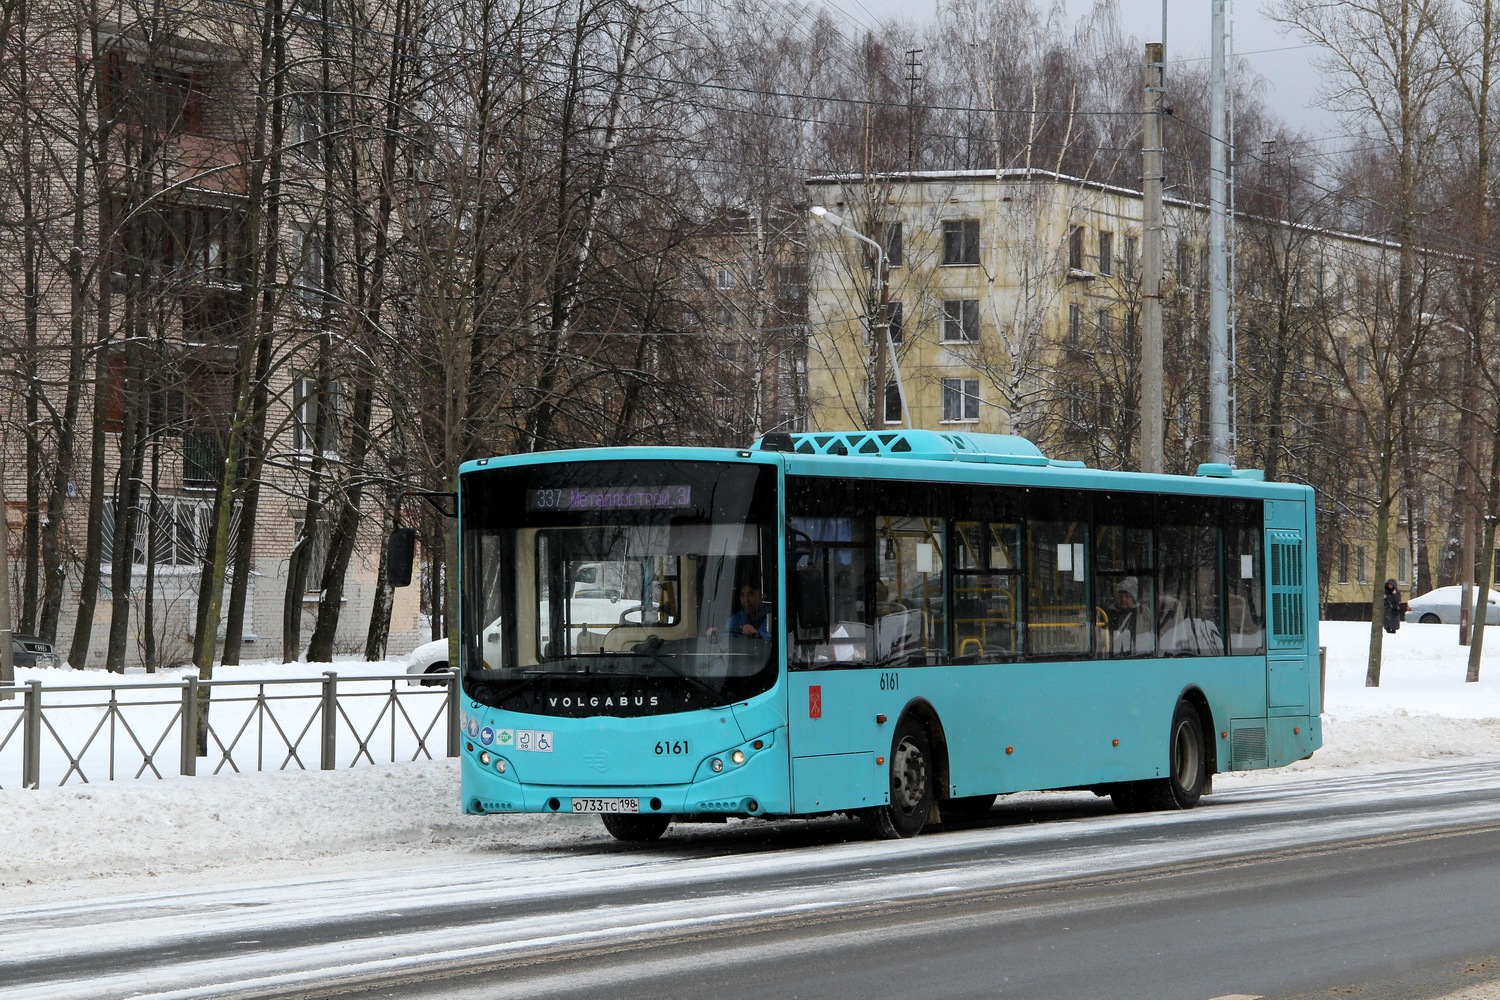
[792,566,830,632]
[386,527,416,587]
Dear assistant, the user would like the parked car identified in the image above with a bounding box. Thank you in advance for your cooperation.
[403,617,503,685]
[12,634,60,669]
[1404,585,1500,625]
[403,634,452,686]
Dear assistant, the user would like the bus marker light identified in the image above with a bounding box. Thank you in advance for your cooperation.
[732,750,746,765]
[1222,731,1228,739]
[876,714,887,724]
[712,758,724,772]
[1005,747,1013,755]
[1112,739,1120,746]
[1294,727,1300,735]
[877,756,885,765]
[466,742,474,753]
[753,740,764,750]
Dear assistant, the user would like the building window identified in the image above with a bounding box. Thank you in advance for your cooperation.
[882,221,903,268]
[1357,547,1368,583]
[1176,240,1194,287]
[289,93,323,161]
[885,301,904,344]
[1096,309,1113,349]
[1068,226,1084,270]
[942,220,980,265]
[941,378,980,422]
[1068,304,1083,346]
[102,494,218,567]
[941,299,979,342]
[292,224,328,302]
[1124,235,1138,279]
[293,375,341,458]
[1098,231,1113,276]
[883,381,902,424]
[716,267,735,290]
[292,517,331,592]
[1398,547,1410,585]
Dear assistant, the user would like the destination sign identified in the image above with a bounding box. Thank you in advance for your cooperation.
[525,485,693,512]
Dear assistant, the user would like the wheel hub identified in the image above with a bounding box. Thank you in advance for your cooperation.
[892,737,928,813]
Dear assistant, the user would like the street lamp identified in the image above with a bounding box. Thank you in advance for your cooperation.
[809,206,910,430]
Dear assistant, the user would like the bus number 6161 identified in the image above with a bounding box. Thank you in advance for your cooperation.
[655,741,689,755]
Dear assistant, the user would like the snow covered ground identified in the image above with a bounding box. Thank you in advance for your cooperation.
[6,620,1500,902]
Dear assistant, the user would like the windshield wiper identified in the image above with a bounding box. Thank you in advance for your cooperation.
[617,637,724,701]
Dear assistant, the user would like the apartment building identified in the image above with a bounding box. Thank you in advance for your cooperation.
[804,169,1449,613]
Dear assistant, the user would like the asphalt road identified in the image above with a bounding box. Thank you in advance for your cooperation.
[12,760,1500,999]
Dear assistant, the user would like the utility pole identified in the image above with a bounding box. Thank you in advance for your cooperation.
[810,206,908,430]
[871,251,890,430]
[905,49,923,170]
[1208,0,1232,465]
[1141,42,1165,474]
[0,463,14,697]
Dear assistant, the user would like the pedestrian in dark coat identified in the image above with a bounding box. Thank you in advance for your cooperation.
[1382,579,1406,634]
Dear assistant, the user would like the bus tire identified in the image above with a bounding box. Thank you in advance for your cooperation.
[1113,700,1209,812]
[864,716,934,839]
[1152,699,1209,809]
[601,813,672,842]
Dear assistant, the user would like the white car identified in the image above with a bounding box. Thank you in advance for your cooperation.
[403,634,454,686]
[1404,585,1500,625]
[405,618,506,685]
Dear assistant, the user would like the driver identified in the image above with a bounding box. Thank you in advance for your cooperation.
[709,582,772,639]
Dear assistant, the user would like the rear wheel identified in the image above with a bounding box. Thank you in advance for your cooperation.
[863,716,934,839]
[1112,699,1208,812]
[601,813,672,842]
[420,662,448,687]
[1420,613,1441,624]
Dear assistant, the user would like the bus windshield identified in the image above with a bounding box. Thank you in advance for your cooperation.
[459,460,779,717]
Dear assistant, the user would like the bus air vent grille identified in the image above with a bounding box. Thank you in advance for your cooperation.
[757,430,1065,466]
[1232,727,1268,766]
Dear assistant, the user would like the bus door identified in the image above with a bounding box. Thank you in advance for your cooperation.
[1263,499,1311,717]
[783,513,889,815]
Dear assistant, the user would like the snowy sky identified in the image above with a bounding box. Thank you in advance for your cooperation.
[5,620,1500,904]
[812,0,1343,137]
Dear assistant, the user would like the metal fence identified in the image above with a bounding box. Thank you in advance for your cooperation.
[0,671,459,790]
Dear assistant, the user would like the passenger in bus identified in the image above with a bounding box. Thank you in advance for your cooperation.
[1108,577,1153,654]
[709,582,772,640]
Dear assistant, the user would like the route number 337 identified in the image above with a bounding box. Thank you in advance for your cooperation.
[655,740,690,755]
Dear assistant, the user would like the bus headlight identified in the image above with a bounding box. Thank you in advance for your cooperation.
[711,758,724,772]
[731,750,746,765]
[480,751,492,766]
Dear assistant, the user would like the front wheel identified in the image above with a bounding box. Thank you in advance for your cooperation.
[601,813,672,842]
[1420,613,1441,624]
[863,717,934,839]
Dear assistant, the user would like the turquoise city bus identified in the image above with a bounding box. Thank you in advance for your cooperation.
[396,430,1319,842]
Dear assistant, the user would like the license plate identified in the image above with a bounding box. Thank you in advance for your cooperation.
[571,797,639,814]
